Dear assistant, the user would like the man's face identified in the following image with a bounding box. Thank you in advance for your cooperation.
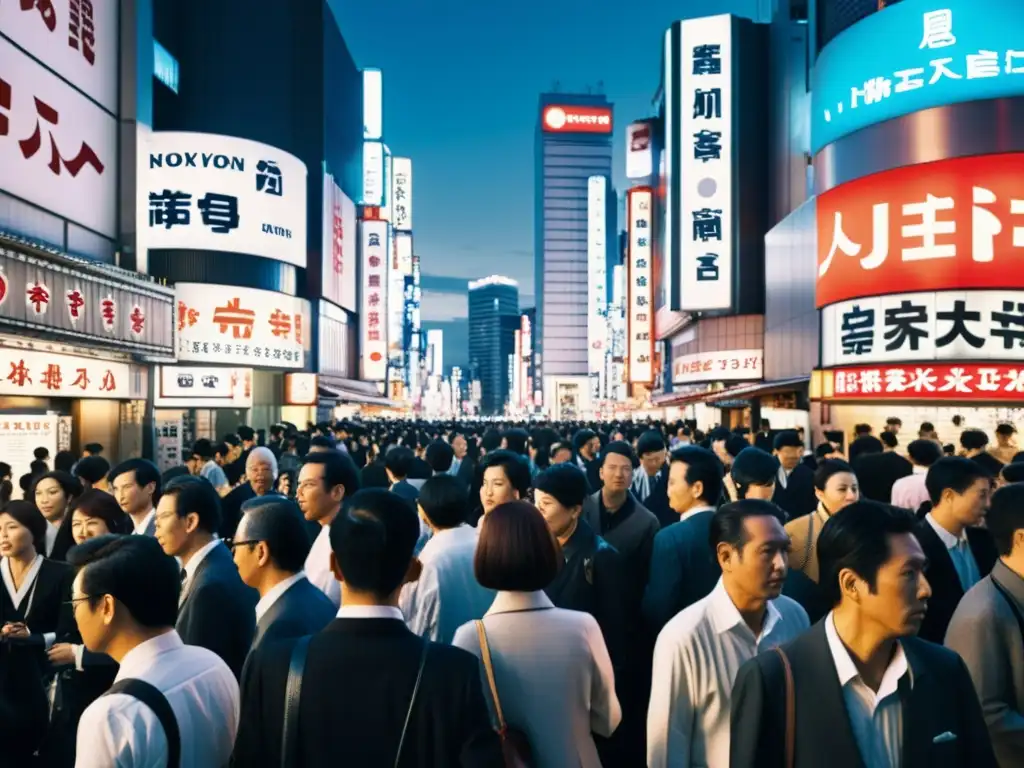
[854,532,930,638]
[600,452,633,493]
[227,445,243,463]
[580,437,600,460]
[231,515,264,589]
[154,494,192,557]
[297,462,343,522]
[248,457,275,496]
[481,465,518,514]
[667,460,701,513]
[945,477,991,527]
[719,515,790,601]
[452,435,467,459]
[535,490,578,541]
[640,449,667,478]
[775,446,802,472]
[112,471,152,516]
[71,569,111,654]
[186,455,202,476]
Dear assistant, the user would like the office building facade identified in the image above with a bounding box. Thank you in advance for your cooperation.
[468,276,520,414]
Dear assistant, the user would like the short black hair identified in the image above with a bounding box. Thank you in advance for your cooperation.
[572,428,598,452]
[906,439,942,468]
[709,499,786,551]
[68,534,180,627]
[669,445,724,505]
[238,496,311,572]
[83,443,103,455]
[503,428,530,457]
[773,430,804,451]
[417,475,468,529]
[29,459,48,476]
[310,434,337,450]
[329,489,419,598]
[108,459,162,502]
[600,440,636,467]
[813,459,855,491]
[996,423,1017,437]
[534,464,590,509]
[886,417,902,427]
[636,430,667,458]
[75,456,110,485]
[0,500,47,552]
[730,448,780,498]
[477,450,533,497]
[191,438,215,460]
[960,429,989,451]
[161,475,221,534]
[54,451,75,473]
[925,456,991,505]
[817,501,918,606]
[384,447,415,479]
[425,440,455,474]
[879,431,898,449]
[237,426,255,442]
[475,500,561,591]
[814,443,835,460]
[302,450,360,496]
[70,490,131,535]
[33,446,49,461]
[988,483,1024,557]
[919,422,935,434]
[481,429,503,453]
[1001,462,1024,485]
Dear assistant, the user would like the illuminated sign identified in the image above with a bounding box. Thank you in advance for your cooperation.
[541,105,613,134]
[627,187,654,384]
[392,157,412,231]
[321,172,357,312]
[820,363,1024,401]
[812,1,1024,154]
[362,141,384,206]
[626,121,654,179]
[360,220,389,380]
[587,176,609,379]
[363,69,383,140]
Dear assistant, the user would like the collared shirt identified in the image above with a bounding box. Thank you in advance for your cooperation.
[132,508,156,536]
[825,612,910,768]
[926,513,982,592]
[179,539,222,605]
[336,604,404,620]
[200,460,229,489]
[75,630,239,768]
[680,504,716,523]
[890,468,929,513]
[305,523,340,608]
[1,553,43,612]
[254,571,307,624]
[399,524,494,644]
[647,579,810,768]
[448,457,462,476]
[45,522,59,557]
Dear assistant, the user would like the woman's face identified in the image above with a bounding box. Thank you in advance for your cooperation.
[71,509,110,545]
[534,490,579,541]
[0,513,35,558]
[35,478,68,523]
[816,472,860,514]
[481,465,519,515]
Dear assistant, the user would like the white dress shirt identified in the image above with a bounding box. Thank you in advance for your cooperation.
[74,630,239,768]
[399,524,495,643]
[336,604,404,620]
[925,513,982,592]
[132,508,156,536]
[825,612,910,768]
[305,523,340,608]
[1,554,57,648]
[254,571,307,624]
[680,504,716,523]
[647,579,809,768]
[179,539,222,607]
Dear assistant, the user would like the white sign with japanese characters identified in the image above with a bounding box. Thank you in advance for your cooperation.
[628,188,654,383]
[175,283,309,369]
[679,14,733,311]
[673,348,763,384]
[0,414,58,490]
[587,176,609,378]
[822,290,1024,367]
[0,36,117,238]
[391,157,412,231]
[360,220,389,381]
[154,366,253,408]
[0,348,130,398]
[321,172,358,312]
[142,132,308,268]
[362,141,384,206]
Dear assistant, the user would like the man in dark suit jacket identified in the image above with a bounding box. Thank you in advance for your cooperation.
[234,488,501,767]
[854,431,913,503]
[157,476,257,679]
[771,430,817,520]
[233,496,337,651]
[730,500,996,768]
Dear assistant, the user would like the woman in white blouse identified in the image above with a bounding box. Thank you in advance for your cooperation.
[453,500,621,768]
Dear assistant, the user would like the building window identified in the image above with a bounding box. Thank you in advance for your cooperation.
[154,41,179,94]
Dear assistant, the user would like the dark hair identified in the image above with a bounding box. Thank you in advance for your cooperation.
[636,430,667,457]
[302,450,360,496]
[310,434,337,450]
[237,426,255,442]
[425,440,455,474]
[30,460,48,476]
[237,496,311,572]
[75,456,110,485]
[813,459,855,491]
[329,489,419,598]
[572,429,598,452]
[32,470,81,504]
[480,429,503,453]
[709,499,786,551]
[0,462,10,479]
[601,440,636,467]
[108,459,162,502]
[477,450,533,498]
[906,439,942,468]
[960,429,989,451]
[474,501,561,591]
[503,428,530,457]
[669,445,724,505]
[222,434,241,448]
[33,446,49,461]
[879,431,899,449]
[417,475,468,529]
[817,501,918,606]
[191,438,215,460]
[996,423,1017,437]
[161,475,222,534]
[161,466,190,486]
[773,430,804,451]
[925,456,991,505]
[1001,462,1024,485]
[886,417,902,427]
[988,483,1024,557]
[814,443,835,460]
[549,442,572,459]
[854,423,873,436]
[70,490,131,535]
[919,422,935,434]
[730,448,780,498]
[67,535,180,627]
[83,443,104,455]
[54,451,75,473]
[384,447,414,479]
[534,464,590,509]
[0,500,47,552]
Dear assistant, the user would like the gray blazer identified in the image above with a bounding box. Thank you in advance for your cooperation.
[945,560,1024,766]
[582,491,660,602]
[452,590,621,768]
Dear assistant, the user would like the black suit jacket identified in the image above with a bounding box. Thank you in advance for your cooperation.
[912,521,997,644]
[855,451,913,503]
[0,558,74,645]
[772,463,817,520]
[251,577,336,651]
[730,621,997,768]
[233,617,502,767]
[176,541,258,679]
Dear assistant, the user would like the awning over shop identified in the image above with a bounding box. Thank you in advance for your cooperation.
[318,378,391,407]
[651,387,716,407]
[703,376,810,405]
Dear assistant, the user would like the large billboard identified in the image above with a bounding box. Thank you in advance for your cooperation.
[627,188,654,384]
[820,363,1024,402]
[587,176,609,383]
[321,172,357,312]
[392,157,412,231]
[359,220,388,380]
[541,105,613,134]
[143,132,307,267]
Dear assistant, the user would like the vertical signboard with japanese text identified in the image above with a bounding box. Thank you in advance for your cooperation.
[392,157,412,231]
[521,314,532,410]
[587,176,609,393]
[381,147,392,222]
[362,141,384,206]
[628,188,655,383]
[360,220,388,380]
[626,121,654,179]
[679,14,734,311]
[321,172,357,312]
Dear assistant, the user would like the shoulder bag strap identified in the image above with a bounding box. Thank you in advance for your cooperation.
[773,647,795,768]
[394,640,430,768]
[106,678,181,768]
[991,577,1024,645]
[280,635,311,768]
[475,620,507,733]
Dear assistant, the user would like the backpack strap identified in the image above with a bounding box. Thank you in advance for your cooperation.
[105,678,181,768]
[280,634,311,768]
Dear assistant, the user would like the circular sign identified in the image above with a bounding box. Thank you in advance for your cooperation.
[543,107,567,130]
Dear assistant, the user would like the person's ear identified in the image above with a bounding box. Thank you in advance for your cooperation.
[329,551,345,583]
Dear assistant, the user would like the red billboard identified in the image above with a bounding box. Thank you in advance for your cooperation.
[821,364,1024,401]
[541,105,613,134]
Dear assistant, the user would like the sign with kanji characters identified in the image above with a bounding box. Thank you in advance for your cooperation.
[679,14,734,311]
[820,363,1024,402]
[362,141,384,206]
[541,105,613,134]
[0,348,129,398]
[391,157,412,231]
[360,220,389,381]
[0,0,118,113]
[627,188,654,384]
[142,132,308,268]
[320,171,357,312]
[817,153,1024,309]
[822,290,1024,367]
[174,283,309,369]
[0,36,116,238]
[812,1,1024,154]
[587,176,609,380]
[626,121,654,180]
[673,348,763,384]
[154,365,252,408]
[0,414,58,490]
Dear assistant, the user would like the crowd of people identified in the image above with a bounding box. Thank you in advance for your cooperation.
[0,414,1021,767]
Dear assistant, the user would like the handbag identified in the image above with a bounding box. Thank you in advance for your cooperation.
[773,647,795,768]
[475,620,535,768]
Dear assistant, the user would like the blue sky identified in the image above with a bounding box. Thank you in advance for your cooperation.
[332,0,760,336]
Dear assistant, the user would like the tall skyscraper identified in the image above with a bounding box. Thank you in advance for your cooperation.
[534,93,614,382]
[468,276,520,414]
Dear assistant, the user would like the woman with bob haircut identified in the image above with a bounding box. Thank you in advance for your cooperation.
[452,500,620,768]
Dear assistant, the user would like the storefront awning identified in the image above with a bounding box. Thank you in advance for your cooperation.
[651,387,716,407]
[318,379,392,407]
[703,376,810,405]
